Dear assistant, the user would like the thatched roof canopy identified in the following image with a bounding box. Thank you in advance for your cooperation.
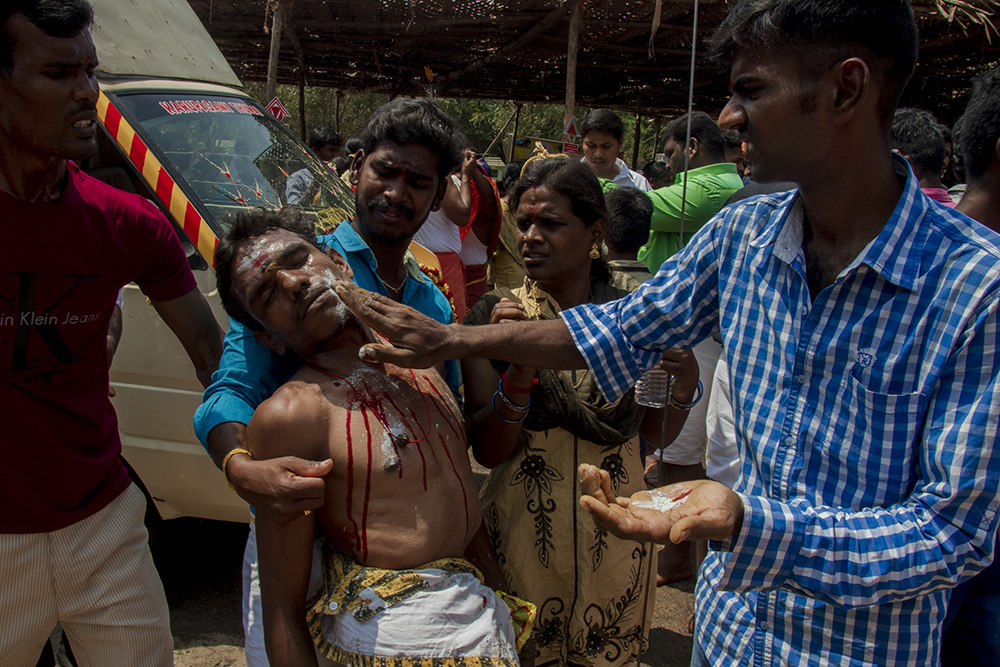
[187,0,1000,120]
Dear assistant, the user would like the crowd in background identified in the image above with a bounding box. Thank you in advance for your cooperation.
[6,1,1000,667]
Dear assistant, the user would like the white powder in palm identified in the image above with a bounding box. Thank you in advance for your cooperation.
[630,490,689,513]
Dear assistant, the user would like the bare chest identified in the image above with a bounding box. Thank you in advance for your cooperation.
[322,370,468,479]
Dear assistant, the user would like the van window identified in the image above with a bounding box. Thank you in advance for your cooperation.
[112,92,355,235]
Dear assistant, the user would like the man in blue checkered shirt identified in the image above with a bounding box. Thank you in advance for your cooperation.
[334,2,1000,664]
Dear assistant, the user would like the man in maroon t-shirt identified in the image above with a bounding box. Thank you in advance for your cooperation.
[0,1,222,665]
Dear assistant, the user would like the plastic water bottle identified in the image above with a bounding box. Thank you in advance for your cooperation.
[634,368,672,408]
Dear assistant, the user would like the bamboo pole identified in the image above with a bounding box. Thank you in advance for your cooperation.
[278,1,306,139]
[335,89,342,133]
[508,103,523,163]
[632,93,642,168]
[563,0,582,130]
[484,105,521,157]
[298,69,306,140]
[265,0,284,102]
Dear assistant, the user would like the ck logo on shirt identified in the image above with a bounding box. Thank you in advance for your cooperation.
[0,272,102,373]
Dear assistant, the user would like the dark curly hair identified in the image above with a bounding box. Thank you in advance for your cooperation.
[581,109,625,143]
[605,187,653,256]
[360,99,465,180]
[956,67,1000,184]
[308,127,342,152]
[890,107,946,179]
[665,112,727,163]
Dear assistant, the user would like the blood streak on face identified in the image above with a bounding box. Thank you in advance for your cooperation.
[237,235,282,274]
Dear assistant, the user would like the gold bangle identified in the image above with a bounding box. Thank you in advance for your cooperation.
[222,447,252,491]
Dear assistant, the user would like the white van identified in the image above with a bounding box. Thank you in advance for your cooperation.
[90,0,356,522]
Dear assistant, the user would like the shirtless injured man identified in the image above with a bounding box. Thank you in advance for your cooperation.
[214,207,531,667]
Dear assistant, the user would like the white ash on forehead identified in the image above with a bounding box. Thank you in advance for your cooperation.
[237,235,280,273]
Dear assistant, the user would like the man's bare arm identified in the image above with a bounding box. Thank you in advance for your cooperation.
[335,282,586,370]
[150,288,223,388]
[441,173,471,225]
[258,510,318,667]
[107,302,124,397]
[251,389,330,667]
[206,421,331,522]
[464,151,499,246]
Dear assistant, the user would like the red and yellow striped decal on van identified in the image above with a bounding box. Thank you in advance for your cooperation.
[96,90,219,266]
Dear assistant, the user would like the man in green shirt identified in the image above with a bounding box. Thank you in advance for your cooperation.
[639,111,744,272]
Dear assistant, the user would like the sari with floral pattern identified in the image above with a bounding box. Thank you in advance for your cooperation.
[465,278,656,667]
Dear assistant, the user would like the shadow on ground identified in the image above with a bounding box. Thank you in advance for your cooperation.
[149,517,248,652]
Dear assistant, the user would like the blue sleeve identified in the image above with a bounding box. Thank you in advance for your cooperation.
[192,318,300,447]
[284,169,311,205]
[562,213,724,402]
[410,271,464,404]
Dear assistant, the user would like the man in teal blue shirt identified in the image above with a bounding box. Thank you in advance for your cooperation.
[193,99,465,667]
[639,111,744,272]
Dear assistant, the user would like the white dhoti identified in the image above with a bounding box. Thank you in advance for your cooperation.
[307,547,525,667]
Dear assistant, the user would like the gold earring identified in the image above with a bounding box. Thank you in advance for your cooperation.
[589,243,601,259]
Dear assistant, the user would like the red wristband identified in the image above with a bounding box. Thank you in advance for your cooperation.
[502,373,537,394]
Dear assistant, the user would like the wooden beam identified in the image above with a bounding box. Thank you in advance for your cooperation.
[335,89,342,133]
[652,117,663,155]
[265,0,285,102]
[509,103,522,163]
[298,68,306,139]
[279,2,307,140]
[632,94,642,168]
[273,14,551,32]
[564,0,582,130]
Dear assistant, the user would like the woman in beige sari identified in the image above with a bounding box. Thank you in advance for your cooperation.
[463,158,699,667]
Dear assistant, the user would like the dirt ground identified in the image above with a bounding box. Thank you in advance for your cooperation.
[158,520,696,667]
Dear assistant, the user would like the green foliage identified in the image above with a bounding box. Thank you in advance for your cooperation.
[244,83,672,168]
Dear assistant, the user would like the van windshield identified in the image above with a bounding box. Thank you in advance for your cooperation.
[112,91,355,234]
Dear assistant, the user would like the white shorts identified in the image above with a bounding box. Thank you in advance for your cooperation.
[0,485,172,667]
